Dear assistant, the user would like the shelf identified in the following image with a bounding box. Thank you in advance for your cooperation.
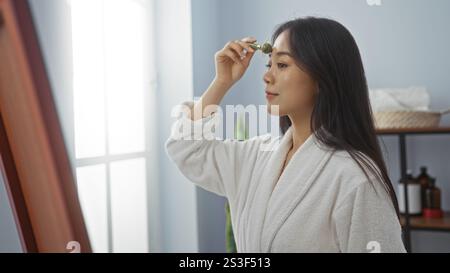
[400,212,450,232]
[381,126,450,251]
[376,127,450,135]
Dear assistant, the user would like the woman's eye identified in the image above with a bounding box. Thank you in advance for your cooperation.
[265,63,287,69]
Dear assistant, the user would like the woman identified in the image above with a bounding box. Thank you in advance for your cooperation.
[166,17,406,253]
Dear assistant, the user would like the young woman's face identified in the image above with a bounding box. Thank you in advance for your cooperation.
[263,30,318,117]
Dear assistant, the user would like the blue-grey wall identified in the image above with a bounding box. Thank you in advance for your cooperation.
[191,0,228,253]
[155,0,200,252]
[191,0,450,252]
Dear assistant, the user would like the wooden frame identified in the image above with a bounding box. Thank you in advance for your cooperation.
[0,0,91,252]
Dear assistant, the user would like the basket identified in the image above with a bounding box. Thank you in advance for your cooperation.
[374,108,450,129]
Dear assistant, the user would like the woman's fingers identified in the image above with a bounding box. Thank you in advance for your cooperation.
[236,41,255,55]
[228,40,255,62]
[228,41,246,58]
[241,37,257,43]
[222,48,241,64]
[237,39,257,66]
[218,37,257,64]
[234,40,255,52]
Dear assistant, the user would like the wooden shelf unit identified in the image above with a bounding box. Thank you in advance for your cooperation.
[376,126,450,253]
[400,212,450,232]
[377,127,450,135]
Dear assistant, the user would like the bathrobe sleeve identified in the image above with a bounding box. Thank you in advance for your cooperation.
[165,101,264,201]
[333,180,406,253]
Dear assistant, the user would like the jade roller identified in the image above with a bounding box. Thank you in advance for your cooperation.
[249,42,273,54]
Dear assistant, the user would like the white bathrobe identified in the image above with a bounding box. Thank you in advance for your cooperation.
[165,102,406,253]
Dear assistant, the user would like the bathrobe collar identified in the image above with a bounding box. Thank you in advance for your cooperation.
[245,126,334,252]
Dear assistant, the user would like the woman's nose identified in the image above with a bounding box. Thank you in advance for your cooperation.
[263,70,273,85]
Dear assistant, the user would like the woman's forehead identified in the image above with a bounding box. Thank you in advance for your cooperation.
[273,31,291,53]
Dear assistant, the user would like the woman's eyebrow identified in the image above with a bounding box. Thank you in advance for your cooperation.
[269,51,293,58]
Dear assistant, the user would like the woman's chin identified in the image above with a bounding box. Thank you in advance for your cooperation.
[266,103,281,116]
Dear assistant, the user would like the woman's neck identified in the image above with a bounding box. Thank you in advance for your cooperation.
[288,111,313,150]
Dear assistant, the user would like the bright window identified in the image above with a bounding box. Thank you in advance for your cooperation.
[69,0,152,253]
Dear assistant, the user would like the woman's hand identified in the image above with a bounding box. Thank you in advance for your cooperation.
[214,37,257,88]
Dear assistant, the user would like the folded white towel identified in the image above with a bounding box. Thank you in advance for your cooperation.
[369,86,430,112]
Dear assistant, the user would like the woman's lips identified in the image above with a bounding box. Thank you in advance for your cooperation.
[265,91,279,100]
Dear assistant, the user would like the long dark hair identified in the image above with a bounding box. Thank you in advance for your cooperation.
[273,17,399,218]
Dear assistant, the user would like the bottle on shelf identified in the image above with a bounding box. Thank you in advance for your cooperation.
[423,177,444,218]
[416,166,432,212]
[398,169,422,216]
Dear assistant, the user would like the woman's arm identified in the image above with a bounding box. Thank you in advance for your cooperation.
[332,180,406,253]
[189,37,257,121]
[166,37,265,201]
[189,80,229,120]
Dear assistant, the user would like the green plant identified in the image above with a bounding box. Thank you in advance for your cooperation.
[225,202,236,253]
